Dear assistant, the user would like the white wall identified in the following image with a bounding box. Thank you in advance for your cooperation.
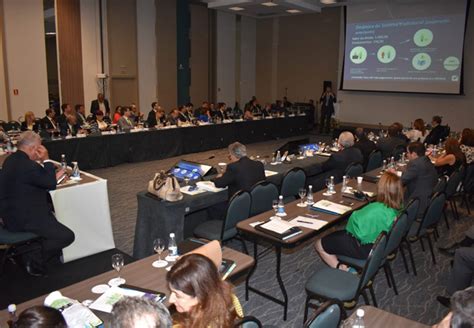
[216,11,236,106]
[3,0,48,120]
[337,6,474,132]
[80,0,104,109]
[239,16,256,106]
[137,0,157,110]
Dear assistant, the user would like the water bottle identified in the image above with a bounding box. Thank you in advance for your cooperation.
[352,308,365,328]
[277,195,286,216]
[6,137,13,153]
[341,176,348,193]
[438,138,443,149]
[329,176,335,194]
[382,159,387,171]
[400,152,406,164]
[389,156,395,168]
[60,154,67,169]
[276,151,281,162]
[7,304,17,328]
[71,161,80,178]
[306,185,314,205]
[168,233,178,258]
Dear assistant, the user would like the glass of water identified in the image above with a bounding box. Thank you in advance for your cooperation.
[298,188,307,206]
[109,253,126,286]
[152,238,168,268]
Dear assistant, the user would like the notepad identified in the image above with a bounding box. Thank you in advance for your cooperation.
[255,219,303,240]
[289,216,328,230]
[311,200,352,215]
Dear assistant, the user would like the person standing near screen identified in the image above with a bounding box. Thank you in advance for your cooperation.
[319,86,336,134]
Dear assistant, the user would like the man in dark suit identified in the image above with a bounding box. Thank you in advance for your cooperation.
[313,131,363,190]
[90,93,110,116]
[75,104,87,126]
[56,103,72,126]
[41,108,57,131]
[377,124,407,159]
[167,109,180,126]
[425,115,449,145]
[59,114,82,136]
[2,131,75,276]
[147,102,159,128]
[353,127,376,170]
[319,86,336,133]
[400,142,438,218]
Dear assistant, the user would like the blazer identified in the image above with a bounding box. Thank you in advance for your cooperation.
[401,156,438,217]
[213,156,266,198]
[376,136,406,159]
[59,121,81,136]
[117,116,134,130]
[2,151,57,231]
[20,121,39,132]
[41,116,57,131]
[147,110,158,127]
[321,146,363,182]
[320,93,337,114]
[354,138,376,169]
[425,125,449,145]
[76,113,87,126]
[90,99,110,115]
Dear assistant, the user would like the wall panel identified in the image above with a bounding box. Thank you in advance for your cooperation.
[216,11,236,106]
[190,4,209,105]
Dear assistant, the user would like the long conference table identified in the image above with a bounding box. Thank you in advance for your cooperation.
[43,115,312,170]
[133,153,329,259]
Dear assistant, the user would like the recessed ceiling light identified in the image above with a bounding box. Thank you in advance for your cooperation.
[229,6,245,11]
[286,9,302,13]
[262,1,278,6]
[320,0,336,4]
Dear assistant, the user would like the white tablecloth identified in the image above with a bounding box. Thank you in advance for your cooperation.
[49,172,115,263]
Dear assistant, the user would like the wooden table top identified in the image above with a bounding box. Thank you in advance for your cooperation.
[237,179,378,247]
[0,247,253,324]
[348,306,429,327]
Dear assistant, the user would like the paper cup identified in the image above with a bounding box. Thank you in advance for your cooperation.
[357,176,363,184]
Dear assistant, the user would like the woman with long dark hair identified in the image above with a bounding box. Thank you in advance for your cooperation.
[166,253,242,328]
[433,137,465,176]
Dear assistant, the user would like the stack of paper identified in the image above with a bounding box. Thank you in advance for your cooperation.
[312,200,352,215]
[289,216,328,230]
[259,219,295,234]
[196,181,227,193]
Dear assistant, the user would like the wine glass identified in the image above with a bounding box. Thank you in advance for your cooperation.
[272,200,279,217]
[298,188,307,207]
[152,238,168,268]
[109,253,126,286]
[325,177,334,195]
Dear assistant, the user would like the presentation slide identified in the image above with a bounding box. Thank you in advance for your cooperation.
[342,0,468,94]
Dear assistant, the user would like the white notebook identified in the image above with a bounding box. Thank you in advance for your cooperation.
[312,200,352,215]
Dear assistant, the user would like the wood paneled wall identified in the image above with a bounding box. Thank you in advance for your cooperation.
[57,0,85,106]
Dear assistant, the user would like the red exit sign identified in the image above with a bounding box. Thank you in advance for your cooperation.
[13,89,18,95]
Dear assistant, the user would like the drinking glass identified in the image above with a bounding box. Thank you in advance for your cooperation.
[109,253,126,286]
[272,200,278,215]
[325,178,335,194]
[152,238,168,268]
[298,188,307,207]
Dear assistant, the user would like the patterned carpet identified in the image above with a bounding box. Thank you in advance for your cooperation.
[90,136,473,327]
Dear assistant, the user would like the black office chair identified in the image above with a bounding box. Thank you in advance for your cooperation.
[0,225,40,274]
[7,120,20,131]
[344,162,363,178]
[280,167,306,203]
[365,150,383,172]
[304,300,343,328]
[399,198,420,276]
[444,168,464,220]
[391,144,406,161]
[235,316,263,328]
[461,163,474,214]
[249,181,279,216]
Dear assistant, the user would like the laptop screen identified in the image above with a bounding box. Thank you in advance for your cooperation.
[171,160,213,181]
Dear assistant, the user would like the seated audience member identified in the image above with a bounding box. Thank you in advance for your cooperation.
[460,128,474,165]
[178,105,190,123]
[156,108,167,126]
[249,98,262,116]
[21,111,38,132]
[243,108,254,121]
[435,287,474,328]
[95,110,109,131]
[111,296,172,328]
[213,142,265,198]
[90,92,110,116]
[147,102,159,127]
[41,108,57,131]
[130,103,142,123]
[0,127,8,142]
[112,106,123,124]
[167,253,243,328]
[377,124,406,159]
[198,108,212,123]
[167,108,180,126]
[75,104,87,126]
[2,131,74,276]
[432,137,465,176]
[15,305,67,328]
[59,114,82,136]
[315,172,403,270]
[185,103,194,120]
[283,96,292,108]
[117,107,135,131]
[353,127,376,170]
[320,131,363,183]
[57,103,72,125]
[405,118,428,143]
[262,103,271,117]
[214,103,229,121]
[399,142,438,217]
[195,101,209,118]
[393,122,409,143]
[231,102,243,119]
[425,115,449,145]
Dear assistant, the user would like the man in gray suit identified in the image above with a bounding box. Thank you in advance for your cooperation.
[401,141,438,218]
[117,107,135,131]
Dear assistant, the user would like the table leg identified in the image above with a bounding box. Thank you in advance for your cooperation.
[245,241,258,301]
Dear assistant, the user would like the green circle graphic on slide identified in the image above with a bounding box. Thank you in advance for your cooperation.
[443,56,460,71]
[412,53,432,70]
[377,45,396,63]
[349,46,367,64]
[414,28,433,47]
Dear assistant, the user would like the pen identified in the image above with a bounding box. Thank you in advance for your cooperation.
[297,220,312,224]
[306,213,319,218]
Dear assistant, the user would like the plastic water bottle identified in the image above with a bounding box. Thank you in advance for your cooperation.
[389,156,395,168]
[382,159,387,171]
[306,185,314,205]
[71,161,80,178]
[341,175,348,193]
[277,195,286,216]
[7,304,17,327]
[60,154,67,169]
[352,308,365,328]
[329,176,336,194]
[168,233,178,258]
[438,139,443,149]
[276,151,281,163]
[6,137,13,153]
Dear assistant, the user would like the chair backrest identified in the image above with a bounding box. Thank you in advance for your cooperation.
[403,198,420,236]
[391,144,406,161]
[445,169,463,199]
[7,121,20,131]
[250,181,279,216]
[235,316,263,328]
[433,176,448,195]
[345,162,363,178]
[304,301,342,328]
[366,150,383,172]
[358,233,387,290]
[222,191,251,238]
[384,212,408,257]
[418,192,446,234]
[280,168,306,201]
